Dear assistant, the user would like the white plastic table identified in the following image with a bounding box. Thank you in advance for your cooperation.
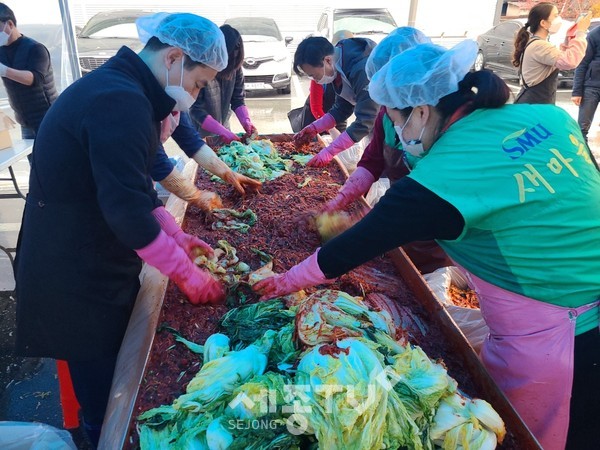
[0,138,34,199]
[0,138,34,265]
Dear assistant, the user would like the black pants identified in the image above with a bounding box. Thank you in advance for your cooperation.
[68,354,118,447]
[566,327,600,449]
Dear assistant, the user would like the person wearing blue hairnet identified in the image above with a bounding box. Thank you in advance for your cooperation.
[14,12,229,446]
[254,41,600,449]
[149,23,262,211]
[318,27,449,273]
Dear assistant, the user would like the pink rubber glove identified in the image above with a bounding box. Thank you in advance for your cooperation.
[324,167,376,211]
[252,249,334,301]
[201,115,240,144]
[294,113,337,145]
[234,105,256,135]
[307,131,355,167]
[136,230,226,304]
[152,206,214,259]
[160,111,180,143]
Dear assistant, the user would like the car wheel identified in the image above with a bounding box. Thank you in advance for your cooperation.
[278,85,291,95]
[474,51,485,71]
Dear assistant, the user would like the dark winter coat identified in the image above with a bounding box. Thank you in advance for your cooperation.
[572,26,600,96]
[14,47,172,361]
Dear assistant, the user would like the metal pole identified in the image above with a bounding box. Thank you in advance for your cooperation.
[57,0,81,82]
[493,0,505,25]
[408,0,419,27]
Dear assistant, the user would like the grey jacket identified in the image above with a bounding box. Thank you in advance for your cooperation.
[328,38,379,142]
[189,67,245,136]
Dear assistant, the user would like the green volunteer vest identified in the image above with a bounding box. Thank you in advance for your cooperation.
[410,104,600,334]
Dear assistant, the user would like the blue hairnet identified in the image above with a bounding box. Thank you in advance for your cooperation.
[136,12,228,71]
[365,27,431,80]
[368,40,478,109]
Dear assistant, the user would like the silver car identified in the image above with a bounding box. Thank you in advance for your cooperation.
[76,10,149,74]
[225,17,293,95]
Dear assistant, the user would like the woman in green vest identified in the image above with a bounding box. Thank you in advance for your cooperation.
[254,40,600,450]
[322,26,450,273]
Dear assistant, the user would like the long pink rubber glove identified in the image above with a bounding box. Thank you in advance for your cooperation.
[234,105,257,135]
[307,131,355,167]
[152,206,213,259]
[252,249,334,301]
[294,113,336,145]
[201,115,240,144]
[324,167,376,211]
[136,230,226,304]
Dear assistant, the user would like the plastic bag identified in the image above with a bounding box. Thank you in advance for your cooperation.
[287,106,307,133]
[0,422,77,450]
[423,267,489,353]
[336,135,370,173]
[365,177,390,206]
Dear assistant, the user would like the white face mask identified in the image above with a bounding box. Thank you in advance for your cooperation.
[0,23,10,47]
[548,16,563,34]
[395,109,426,157]
[316,59,337,85]
[317,71,337,85]
[165,58,195,111]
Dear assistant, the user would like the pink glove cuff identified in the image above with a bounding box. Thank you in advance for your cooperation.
[234,105,252,130]
[325,131,355,157]
[287,249,333,289]
[312,113,337,133]
[340,166,376,197]
[201,115,237,139]
[135,230,191,278]
[152,206,180,237]
[328,167,376,210]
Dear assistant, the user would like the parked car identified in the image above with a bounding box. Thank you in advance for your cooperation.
[76,10,150,74]
[313,7,397,44]
[475,19,575,87]
[224,17,292,95]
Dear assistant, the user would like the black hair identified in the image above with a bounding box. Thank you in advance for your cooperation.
[293,36,334,76]
[398,70,510,129]
[0,3,16,26]
[513,2,555,67]
[143,36,208,70]
[218,24,244,80]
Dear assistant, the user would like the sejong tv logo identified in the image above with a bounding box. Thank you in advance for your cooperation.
[502,123,553,160]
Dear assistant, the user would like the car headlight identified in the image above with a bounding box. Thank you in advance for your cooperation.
[273,50,289,62]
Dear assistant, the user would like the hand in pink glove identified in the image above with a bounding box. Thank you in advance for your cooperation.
[136,230,226,304]
[152,206,213,259]
[201,115,241,144]
[234,105,257,136]
[307,131,355,167]
[294,113,337,146]
[293,123,318,146]
[323,167,376,212]
[252,250,333,301]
